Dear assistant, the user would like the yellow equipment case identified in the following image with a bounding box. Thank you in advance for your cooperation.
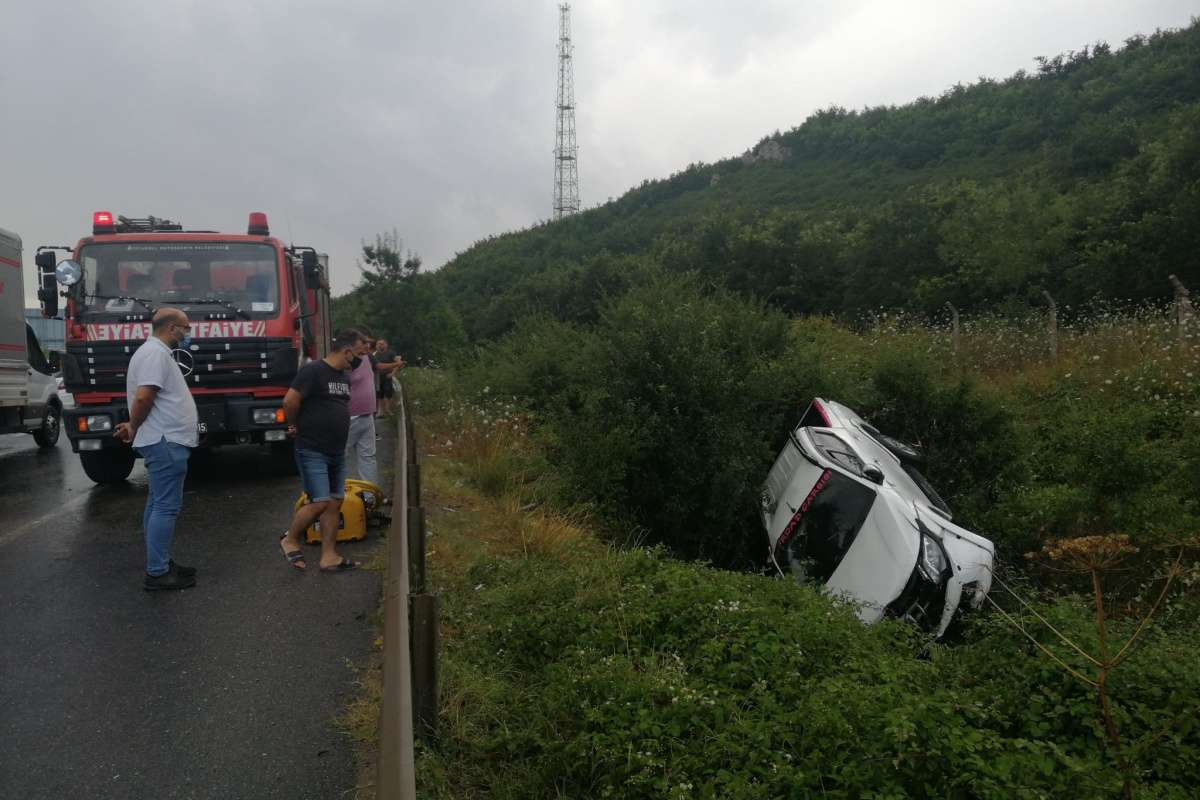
[296,479,384,544]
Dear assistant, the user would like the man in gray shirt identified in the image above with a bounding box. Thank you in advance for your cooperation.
[114,308,199,591]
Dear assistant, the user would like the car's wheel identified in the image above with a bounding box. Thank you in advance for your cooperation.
[80,449,136,483]
[874,432,925,464]
[33,403,61,448]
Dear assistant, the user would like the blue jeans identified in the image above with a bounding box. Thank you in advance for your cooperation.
[295,447,347,503]
[138,437,192,577]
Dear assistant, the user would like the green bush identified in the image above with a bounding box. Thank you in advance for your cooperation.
[536,274,793,566]
[424,547,1200,799]
[862,349,1022,530]
[983,366,1200,553]
[459,315,593,414]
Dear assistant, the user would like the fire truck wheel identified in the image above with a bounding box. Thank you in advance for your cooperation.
[270,441,299,475]
[33,403,61,448]
[80,449,136,484]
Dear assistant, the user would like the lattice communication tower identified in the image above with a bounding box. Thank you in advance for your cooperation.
[553,3,579,219]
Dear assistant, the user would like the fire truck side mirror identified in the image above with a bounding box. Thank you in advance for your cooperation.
[37,282,58,318]
[35,252,59,318]
[301,251,322,290]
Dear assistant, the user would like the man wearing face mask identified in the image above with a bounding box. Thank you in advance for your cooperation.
[114,307,200,591]
[278,329,362,572]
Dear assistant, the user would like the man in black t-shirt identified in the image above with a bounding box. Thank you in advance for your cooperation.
[278,329,364,572]
[373,338,404,418]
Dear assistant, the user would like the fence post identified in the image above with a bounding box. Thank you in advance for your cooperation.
[946,302,961,358]
[1170,274,1192,347]
[1042,290,1058,361]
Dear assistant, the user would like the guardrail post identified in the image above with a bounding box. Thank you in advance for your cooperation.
[410,592,439,741]
[407,463,421,509]
[408,506,426,594]
[401,386,417,465]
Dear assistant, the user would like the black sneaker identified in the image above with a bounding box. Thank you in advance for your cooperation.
[144,569,196,591]
[169,559,197,577]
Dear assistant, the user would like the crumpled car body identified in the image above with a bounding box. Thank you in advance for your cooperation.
[760,398,994,637]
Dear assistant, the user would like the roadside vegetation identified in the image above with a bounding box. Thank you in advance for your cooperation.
[404,299,1199,798]
[330,21,1200,797]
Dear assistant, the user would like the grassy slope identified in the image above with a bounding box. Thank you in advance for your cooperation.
[403,355,1200,799]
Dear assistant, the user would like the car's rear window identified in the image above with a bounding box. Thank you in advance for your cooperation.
[775,470,877,583]
[798,399,830,428]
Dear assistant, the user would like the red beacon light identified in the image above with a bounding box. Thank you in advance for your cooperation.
[247,212,270,236]
[92,210,116,234]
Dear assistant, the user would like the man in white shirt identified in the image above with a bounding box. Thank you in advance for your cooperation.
[114,308,200,591]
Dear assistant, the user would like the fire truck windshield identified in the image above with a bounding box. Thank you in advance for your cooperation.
[78,242,280,318]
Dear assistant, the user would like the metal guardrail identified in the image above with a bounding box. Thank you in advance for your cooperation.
[377,386,438,800]
[378,390,416,798]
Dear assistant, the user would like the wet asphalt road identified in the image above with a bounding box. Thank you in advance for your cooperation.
[0,429,385,799]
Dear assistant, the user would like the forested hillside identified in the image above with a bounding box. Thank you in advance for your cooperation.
[418,21,1200,342]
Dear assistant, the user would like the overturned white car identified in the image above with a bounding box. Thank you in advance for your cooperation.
[761,398,994,637]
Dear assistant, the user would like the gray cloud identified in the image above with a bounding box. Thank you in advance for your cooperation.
[2,0,1195,303]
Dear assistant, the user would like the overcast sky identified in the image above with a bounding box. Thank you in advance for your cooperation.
[2,1,1195,303]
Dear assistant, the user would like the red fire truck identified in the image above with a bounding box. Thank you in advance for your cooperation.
[36,211,333,483]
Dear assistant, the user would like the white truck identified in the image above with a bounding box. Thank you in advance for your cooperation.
[0,226,62,447]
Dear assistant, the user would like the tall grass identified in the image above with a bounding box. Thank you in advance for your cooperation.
[862,303,1199,397]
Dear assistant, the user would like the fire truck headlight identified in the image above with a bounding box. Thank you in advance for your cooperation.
[253,408,283,424]
[83,415,113,432]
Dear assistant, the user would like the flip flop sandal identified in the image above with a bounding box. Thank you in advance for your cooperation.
[320,558,360,573]
[279,533,306,570]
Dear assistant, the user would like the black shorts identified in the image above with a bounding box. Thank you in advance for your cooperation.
[377,380,395,399]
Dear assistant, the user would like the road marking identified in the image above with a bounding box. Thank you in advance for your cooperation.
[0,492,94,549]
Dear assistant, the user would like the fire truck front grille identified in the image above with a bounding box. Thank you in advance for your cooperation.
[64,338,299,392]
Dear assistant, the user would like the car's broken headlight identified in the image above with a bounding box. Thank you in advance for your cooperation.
[917,532,948,583]
[887,528,951,631]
